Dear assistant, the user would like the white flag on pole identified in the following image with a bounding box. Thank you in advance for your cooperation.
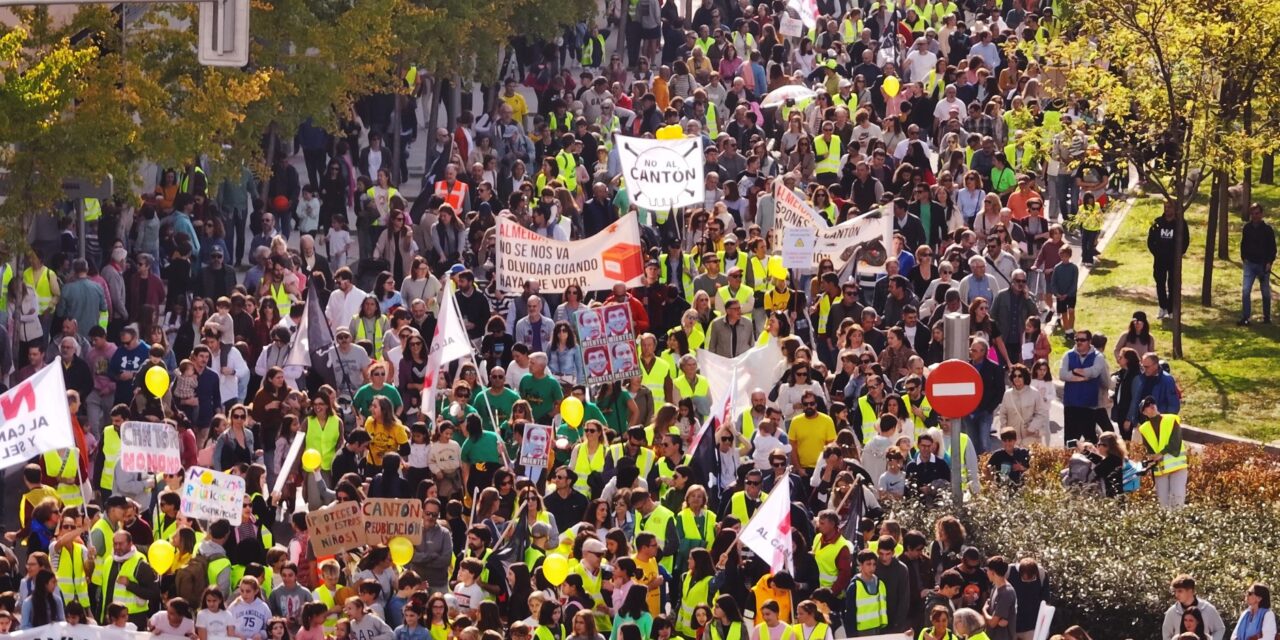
[422,281,472,421]
[697,341,787,426]
[739,471,793,574]
[0,363,77,470]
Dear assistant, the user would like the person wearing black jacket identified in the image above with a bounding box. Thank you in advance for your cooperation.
[908,188,950,249]
[966,338,1008,455]
[892,198,928,251]
[330,428,371,482]
[1239,202,1276,325]
[1146,201,1190,320]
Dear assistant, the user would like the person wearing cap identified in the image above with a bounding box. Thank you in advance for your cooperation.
[1135,394,1188,508]
[326,325,372,399]
[573,537,612,632]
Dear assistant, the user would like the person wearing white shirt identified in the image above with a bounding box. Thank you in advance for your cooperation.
[324,269,367,332]
[932,85,966,124]
[903,38,938,83]
[970,31,1001,69]
[206,333,250,408]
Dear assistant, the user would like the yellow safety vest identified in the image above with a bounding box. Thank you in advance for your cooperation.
[354,316,385,353]
[705,106,720,138]
[633,505,676,571]
[1139,414,1188,476]
[580,33,606,66]
[101,552,149,617]
[763,624,797,640]
[153,512,179,542]
[314,584,338,631]
[812,535,853,588]
[609,443,656,478]
[269,282,293,310]
[100,425,121,491]
[549,112,572,135]
[903,394,933,434]
[556,149,579,192]
[90,518,115,588]
[23,265,56,314]
[858,395,879,444]
[853,578,888,631]
[305,415,342,471]
[814,135,842,175]
[639,357,672,400]
[0,264,12,311]
[180,166,206,194]
[677,575,714,636]
[833,92,859,113]
[677,508,716,548]
[57,542,91,607]
[44,448,83,507]
[923,70,944,100]
[673,375,710,403]
[730,490,767,524]
[573,562,611,631]
[943,431,974,491]
[572,442,606,495]
[716,285,754,308]
[365,186,401,225]
[841,18,863,41]
[696,37,715,54]
[710,621,744,640]
[660,253,699,300]
[84,198,103,222]
[817,294,834,334]
[599,115,621,151]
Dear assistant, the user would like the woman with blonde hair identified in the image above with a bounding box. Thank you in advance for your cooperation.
[675,485,716,575]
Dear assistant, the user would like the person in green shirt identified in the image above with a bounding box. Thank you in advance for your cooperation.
[472,365,521,432]
[460,414,505,494]
[518,353,564,423]
[443,382,480,443]
[593,382,638,436]
[498,399,534,441]
[352,363,403,419]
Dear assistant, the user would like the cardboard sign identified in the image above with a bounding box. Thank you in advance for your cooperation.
[272,433,306,495]
[307,501,367,557]
[120,421,183,474]
[577,304,639,385]
[780,16,804,37]
[616,136,705,210]
[180,466,246,526]
[495,214,644,294]
[362,498,425,544]
[781,226,817,269]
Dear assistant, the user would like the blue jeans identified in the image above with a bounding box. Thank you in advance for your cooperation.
[1056,174,1078,220]
[1243,261,1273,320]
[963,409,995,455]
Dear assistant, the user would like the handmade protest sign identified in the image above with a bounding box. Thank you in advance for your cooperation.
[120,421,183,474]
[577,304,639,385]
[616,135,704,210]
[362,498,425,545]
[181,466,246,526]
[495,214,644,294]
[306,501,367,557]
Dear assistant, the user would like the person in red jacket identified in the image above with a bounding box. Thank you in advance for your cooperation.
[605,283,650,333]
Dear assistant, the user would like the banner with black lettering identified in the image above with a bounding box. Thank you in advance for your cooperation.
[495,213,645,294]
[616,136,704,210]
[772,181,894,275]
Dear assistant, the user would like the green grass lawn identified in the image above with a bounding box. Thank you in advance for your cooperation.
[1058,184,1280,443]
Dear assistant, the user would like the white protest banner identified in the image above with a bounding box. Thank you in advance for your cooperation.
[181,465,247,526]
[120,421,182,474]
[272,432,306,495]
[773,181,893,273]
[495,214,645,295]
[9,622,147,640]
[786,0,817,28]
[577,304,639,385]
[362,498,425,544]
[697,341,788,424]
[739,470,792,573]
[779,15,804,37]
[781,226,817,270]
[306,500,367,557]
[616,135,704,210]
[1033,601,1056,640]
[0,363,76,469]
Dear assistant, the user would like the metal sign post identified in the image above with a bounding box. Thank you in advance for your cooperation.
[941,312,974,506]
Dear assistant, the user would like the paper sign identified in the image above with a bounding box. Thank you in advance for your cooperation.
[782,226,817,269]
[307,501,367,557]
[362,498,425,545]
[780,16,804,37]
[495,214,645,295]
[272,433,306,495]
[8,622,146,640]
[1033,601,1056,640]
[120,421,183,474]
[181,465,247,526]
[616,136,705,210]
[519,423,554,469]
[0,363,77,470]
[577,304,639,385]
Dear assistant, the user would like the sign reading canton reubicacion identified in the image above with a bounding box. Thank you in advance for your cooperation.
[617,135,704,210]
[495,214,645,294]
[181,466,247,525]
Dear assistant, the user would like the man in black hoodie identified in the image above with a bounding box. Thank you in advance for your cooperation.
[1146,201,1190,320]
[1239,202,1276,325]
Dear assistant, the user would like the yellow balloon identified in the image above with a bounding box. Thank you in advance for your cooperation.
[655,124,685,140]
[883,75,901,98]
[389,536,414,566]
[542,553,570,586]
[301,449,322,473]
[148,540,176,574]
[145,366,171,397]
[201,470,214,485]
[560,396,585,428]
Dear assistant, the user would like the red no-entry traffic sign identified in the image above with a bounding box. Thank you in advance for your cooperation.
[925,359,984,419]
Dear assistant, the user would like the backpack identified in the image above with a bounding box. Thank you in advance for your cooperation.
[174,553,212,604]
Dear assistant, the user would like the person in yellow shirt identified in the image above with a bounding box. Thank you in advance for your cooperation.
[501,78,529,125]
[363,396,408,466]
[789,390,837,472]
[631,532,664,617]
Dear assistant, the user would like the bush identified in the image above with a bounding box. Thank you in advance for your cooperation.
[890,444,1280,640]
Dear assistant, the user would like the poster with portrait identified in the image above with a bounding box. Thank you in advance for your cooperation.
[576,304,638,385]
[519,423,554,469]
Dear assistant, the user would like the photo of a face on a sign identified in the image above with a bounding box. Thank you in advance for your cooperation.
[610,341,638,377]
[584,345,612,378]
[605,305,631,337]
[578,309,606,342]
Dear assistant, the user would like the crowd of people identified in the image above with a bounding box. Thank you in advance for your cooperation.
[0,0,1274,638]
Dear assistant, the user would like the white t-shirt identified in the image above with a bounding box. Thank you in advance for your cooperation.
[196,608,238,640]
[150,611,197,640]
[452,581,487,614]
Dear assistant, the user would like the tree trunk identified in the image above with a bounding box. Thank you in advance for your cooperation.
[1202,171,1220,306]
[424,74,442,186]
[1263,154,1275,184]
[1217,169,1230,261]
[447,75,461,132]
[259,124,277,204]
[1243,100,1254,210]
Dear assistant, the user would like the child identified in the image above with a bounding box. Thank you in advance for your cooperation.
[843,550,887,635]
[1049,245,1079,340]
[357,579,386,621]
[327,213,354,269]
[452,558,487,617]
[295,602,329,640]
[395,602,431,640]
[265,617,290,640]
[877,446,907,501]
[405,422,431,494]
[197,586,238,640]
[386,571,421,629]
[334,619,353,640]
[1076,192,1103,266]
[164,301,186,347]
[296,186,321,237]
[313,560,344,634]
[173,359,199,406]
[0,610,12,634]
[211,296,236,350]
